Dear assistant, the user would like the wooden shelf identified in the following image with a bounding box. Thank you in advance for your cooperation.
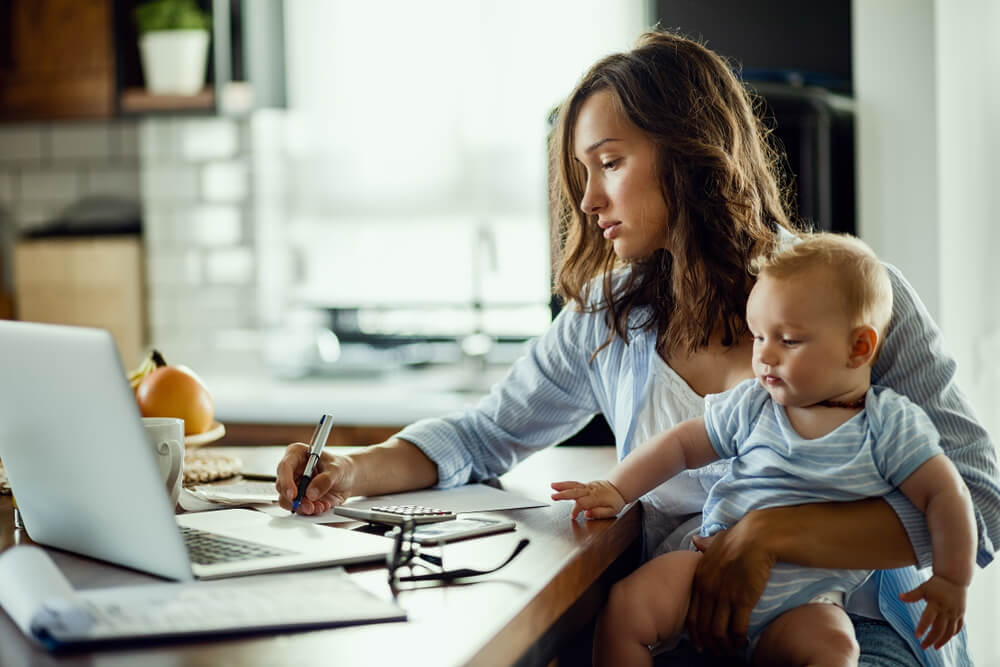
[119,87,215,113]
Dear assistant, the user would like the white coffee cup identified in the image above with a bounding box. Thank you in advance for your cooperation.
[142,417,185,508]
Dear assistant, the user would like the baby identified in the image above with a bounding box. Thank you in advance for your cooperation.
[552,233,975,666]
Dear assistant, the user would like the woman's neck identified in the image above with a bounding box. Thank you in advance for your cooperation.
[659,333,754,397]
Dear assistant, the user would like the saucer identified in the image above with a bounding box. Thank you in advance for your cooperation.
[184,421,226,448]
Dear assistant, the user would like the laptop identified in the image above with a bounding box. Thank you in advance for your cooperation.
[0,321,392,581]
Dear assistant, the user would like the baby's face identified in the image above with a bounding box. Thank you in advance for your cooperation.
[746,269,856,407]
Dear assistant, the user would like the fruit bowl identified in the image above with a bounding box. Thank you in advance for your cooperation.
[184,421,226,448]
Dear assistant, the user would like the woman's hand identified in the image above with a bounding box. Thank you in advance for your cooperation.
[550,480,626,519]
[686,517,776,655]
[275,443,357,515]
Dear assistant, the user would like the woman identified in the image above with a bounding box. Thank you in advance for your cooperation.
[276,30,999,665]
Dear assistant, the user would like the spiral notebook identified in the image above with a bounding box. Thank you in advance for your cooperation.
[0,546,405,650]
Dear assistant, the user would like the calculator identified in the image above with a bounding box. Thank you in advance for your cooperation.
[334,504,457,526]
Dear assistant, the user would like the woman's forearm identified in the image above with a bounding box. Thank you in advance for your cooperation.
[753,498,917,570]
[345,437,439,497]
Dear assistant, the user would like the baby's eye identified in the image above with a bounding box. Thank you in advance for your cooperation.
[782,338,801,346]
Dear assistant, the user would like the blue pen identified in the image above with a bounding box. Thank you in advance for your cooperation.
[291,413,335,514]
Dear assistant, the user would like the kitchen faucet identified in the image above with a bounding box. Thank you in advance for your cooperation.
[461,219,498,374]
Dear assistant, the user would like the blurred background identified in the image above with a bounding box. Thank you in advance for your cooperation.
[0,1,998,661]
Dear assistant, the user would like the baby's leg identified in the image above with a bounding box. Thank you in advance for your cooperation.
[753,598,859,667]
[593,550,701,667]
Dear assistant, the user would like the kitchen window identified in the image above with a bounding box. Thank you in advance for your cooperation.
[262,0,648,369]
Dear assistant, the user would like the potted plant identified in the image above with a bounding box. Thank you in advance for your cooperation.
[133,0,212,95]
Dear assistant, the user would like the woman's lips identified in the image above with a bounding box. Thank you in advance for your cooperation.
[600,221,622,240]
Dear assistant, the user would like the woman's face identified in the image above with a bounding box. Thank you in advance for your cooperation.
[573,89,670,260]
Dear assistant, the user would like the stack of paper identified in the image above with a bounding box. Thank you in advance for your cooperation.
[179,480,279,512]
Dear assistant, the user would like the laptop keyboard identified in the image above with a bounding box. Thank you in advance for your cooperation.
[180,526,293,565]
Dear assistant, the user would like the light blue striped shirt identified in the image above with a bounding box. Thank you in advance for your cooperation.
[397,264,999,666]
[702,379,943,638]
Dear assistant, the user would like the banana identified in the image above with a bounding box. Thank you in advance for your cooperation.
[128,349,168,390]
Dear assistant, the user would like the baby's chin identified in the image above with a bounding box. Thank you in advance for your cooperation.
[758,380,809,407]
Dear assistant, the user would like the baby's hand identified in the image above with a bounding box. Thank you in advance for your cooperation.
[550,480,626,520]
[898,574,967,650]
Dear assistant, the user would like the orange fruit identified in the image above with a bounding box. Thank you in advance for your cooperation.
[136,366,215,435]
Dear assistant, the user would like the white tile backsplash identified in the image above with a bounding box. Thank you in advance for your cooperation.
[84,167,141,199]
[14,200,63,228]
[141,165,200,201]
[138,119,178,161]
[200,161,248,202]
[140,209,176,244]
[138,114,263,364]
[18,170,80,201]
[189,204,243,246]
[0,172,12,202]
[204,246,254,284]
[179,118,239,161]
[49,124,112,161]
[113,122,140,161]
[0,125,44,164]
[146,250,204,286]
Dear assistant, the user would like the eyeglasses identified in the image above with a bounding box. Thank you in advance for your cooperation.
[386,518,529,595]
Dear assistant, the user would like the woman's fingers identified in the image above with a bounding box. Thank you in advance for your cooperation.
[275,443,310,509]
[710,600,733,653]
[686,588,703,651]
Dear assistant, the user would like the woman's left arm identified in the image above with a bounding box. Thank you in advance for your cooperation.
[686,497,914,654]
[872,265,1000,568]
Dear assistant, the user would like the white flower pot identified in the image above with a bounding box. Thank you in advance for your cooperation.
[139,30,210,95]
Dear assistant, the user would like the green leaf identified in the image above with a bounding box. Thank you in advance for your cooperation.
[133,0,211,34]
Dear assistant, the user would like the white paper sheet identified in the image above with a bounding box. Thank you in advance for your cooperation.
[0,546,77,640]
[255,483,549,524]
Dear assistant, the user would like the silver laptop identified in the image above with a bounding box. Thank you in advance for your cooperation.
[0,321,391,580]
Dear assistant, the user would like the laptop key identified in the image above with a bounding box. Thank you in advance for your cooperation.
[180,526,293,565]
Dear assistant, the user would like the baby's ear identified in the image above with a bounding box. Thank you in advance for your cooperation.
[848,326,878,368]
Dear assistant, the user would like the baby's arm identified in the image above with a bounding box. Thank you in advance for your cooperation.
[896,454,976,649]
[551,416,719,519]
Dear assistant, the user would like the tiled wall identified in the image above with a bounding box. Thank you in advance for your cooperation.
[138,116,265,372]
[0,115,277,373]
[0,121,141,290]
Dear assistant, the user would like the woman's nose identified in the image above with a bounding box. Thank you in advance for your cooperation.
[580,180,605,215]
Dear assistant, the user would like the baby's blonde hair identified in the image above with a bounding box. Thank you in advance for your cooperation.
[751,233,893,353]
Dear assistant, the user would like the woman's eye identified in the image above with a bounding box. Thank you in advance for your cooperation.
[601,159,620,170]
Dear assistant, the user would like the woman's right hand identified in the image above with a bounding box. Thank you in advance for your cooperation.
[275,442,357,515]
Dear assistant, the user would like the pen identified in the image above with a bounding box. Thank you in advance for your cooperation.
[291,413,335,515]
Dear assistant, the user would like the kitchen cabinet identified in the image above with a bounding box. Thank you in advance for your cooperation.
[13,236,145,366]
[0,0,116,121]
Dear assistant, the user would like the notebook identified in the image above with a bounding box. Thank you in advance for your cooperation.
[0,546,405,650]
[0,321,392,581]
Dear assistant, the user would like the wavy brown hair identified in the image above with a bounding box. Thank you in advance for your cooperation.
[550,29,797,357]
